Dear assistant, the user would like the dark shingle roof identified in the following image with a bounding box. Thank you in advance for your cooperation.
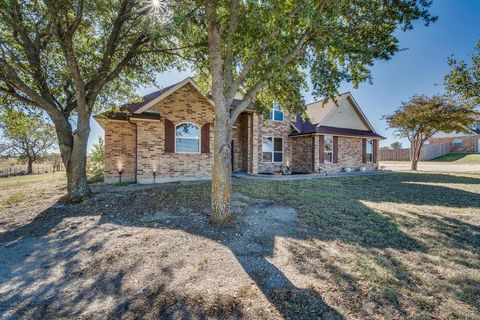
[290,113,385,139]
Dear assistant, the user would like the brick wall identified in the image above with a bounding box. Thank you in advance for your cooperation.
[290,135,315,173]
[104,120,137,183]
[257,113,293,173]
[134,83,215,183]
[290,135,378,174]
[429,136,477,153]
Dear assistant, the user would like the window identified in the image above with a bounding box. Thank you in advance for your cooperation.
[175,123,200,153]
[262,137,284,163]
[453,138,463,148]
[366,139,374,163]
[324,136,334,163]
[269,102,284,121]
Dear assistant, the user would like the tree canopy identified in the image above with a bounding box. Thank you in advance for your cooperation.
[444,39,480,107]
[173,0,437,221]
[0,0,182,200]
[384,95,478,170]
[0,107,57,173]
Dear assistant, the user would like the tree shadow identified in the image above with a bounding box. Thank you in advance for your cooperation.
[0,172,479,318]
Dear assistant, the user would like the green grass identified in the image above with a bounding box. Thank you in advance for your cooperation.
[3,192,28,206]
[431,153,480,163]
[234,172,480,318]
[0,172,66,188]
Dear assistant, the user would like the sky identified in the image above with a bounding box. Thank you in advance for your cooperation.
[88,0,480,150]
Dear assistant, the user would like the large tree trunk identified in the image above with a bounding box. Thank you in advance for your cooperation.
[210,106,233,223]
[52,109,92,202]
[27,158,33,175]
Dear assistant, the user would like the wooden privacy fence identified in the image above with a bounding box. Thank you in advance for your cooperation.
[379,148,410,161]
[380,143,450,161]
[0,163,64,177]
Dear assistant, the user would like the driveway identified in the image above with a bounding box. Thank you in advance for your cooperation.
[380,161,480,172]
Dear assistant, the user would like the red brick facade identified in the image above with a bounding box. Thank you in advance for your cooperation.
[429,136,478,153]
[102,82,381,183]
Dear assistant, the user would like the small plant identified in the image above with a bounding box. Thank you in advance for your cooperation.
[4,192,27,206]
[197,257,208,267]
[114,182,131,187]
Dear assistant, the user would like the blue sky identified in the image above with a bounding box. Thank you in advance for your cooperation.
[89,0,480,150]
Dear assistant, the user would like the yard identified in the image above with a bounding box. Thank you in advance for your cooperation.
[0,172,479,319]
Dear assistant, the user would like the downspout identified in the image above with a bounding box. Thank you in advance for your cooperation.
[127,115,138,183]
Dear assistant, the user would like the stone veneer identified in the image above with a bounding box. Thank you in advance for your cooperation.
[429,136,477,153]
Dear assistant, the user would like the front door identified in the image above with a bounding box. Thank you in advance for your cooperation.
[477,137,480,153]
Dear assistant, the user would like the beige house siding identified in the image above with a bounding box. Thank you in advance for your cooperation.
[104,120,137,183]
[321,97,370,130]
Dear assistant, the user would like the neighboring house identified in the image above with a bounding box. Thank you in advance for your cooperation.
[429,116,480,153]
[96,77,384,184]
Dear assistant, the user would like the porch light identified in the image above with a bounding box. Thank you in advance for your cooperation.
[118,169,123,183]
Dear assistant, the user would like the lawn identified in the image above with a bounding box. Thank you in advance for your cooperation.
[0,172,479,319]
[431,153,480,163]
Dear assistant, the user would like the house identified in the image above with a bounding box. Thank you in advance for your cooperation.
[95,77,384,184]
[428,116,480,153]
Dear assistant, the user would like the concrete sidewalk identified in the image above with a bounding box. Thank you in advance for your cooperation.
[233,170,393,181]
[380,161,480,173]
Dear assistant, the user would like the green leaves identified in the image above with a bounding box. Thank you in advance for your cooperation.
[384,95,479,142]
[444,39,480,107]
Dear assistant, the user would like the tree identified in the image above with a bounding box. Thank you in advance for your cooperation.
[0,0,179,201]
[444,39,480,106]
[384,95,478,171]
[87,137,104,182]
[0,108,56,174]
[176,0,437,222]
[390,141,403,149]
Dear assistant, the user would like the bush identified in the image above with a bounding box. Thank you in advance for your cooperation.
[87,137,104,183]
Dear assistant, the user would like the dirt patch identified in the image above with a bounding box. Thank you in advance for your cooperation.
[0,182,339,319]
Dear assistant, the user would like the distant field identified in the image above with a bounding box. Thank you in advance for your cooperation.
[431,153,480,163]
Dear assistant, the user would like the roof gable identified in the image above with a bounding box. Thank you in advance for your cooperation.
[133,77,214,114]
[319,94,374,131]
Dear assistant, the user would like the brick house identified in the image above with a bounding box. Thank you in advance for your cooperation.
[428,117,480,153]
[96,77,384,184]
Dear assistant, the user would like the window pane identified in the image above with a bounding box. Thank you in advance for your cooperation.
[273,138,283,152]
[176,138,199,153]
[324,136,333,151]
[262,137,273,152]
[366,139,373,153]
[273,152,283,163]
[273,110,284,121]
[176,123,199,138]
[262,152,272,162]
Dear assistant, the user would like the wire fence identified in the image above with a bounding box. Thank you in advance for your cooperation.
[0,163,64,177]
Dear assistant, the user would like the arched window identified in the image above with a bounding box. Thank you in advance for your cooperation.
[175,123,200,153]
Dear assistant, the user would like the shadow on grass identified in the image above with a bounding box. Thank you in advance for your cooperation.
[0,172,479,318]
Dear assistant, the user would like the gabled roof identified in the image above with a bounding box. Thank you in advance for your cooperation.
[304,92,376,132]
[291,93,384,139]
[132,77,214,114]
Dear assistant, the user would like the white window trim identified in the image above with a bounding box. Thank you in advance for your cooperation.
[324,135,334,163]
[366,138,374,163]
[262,136,284,163]
[269,102,284,122]
[175,122,201,154]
